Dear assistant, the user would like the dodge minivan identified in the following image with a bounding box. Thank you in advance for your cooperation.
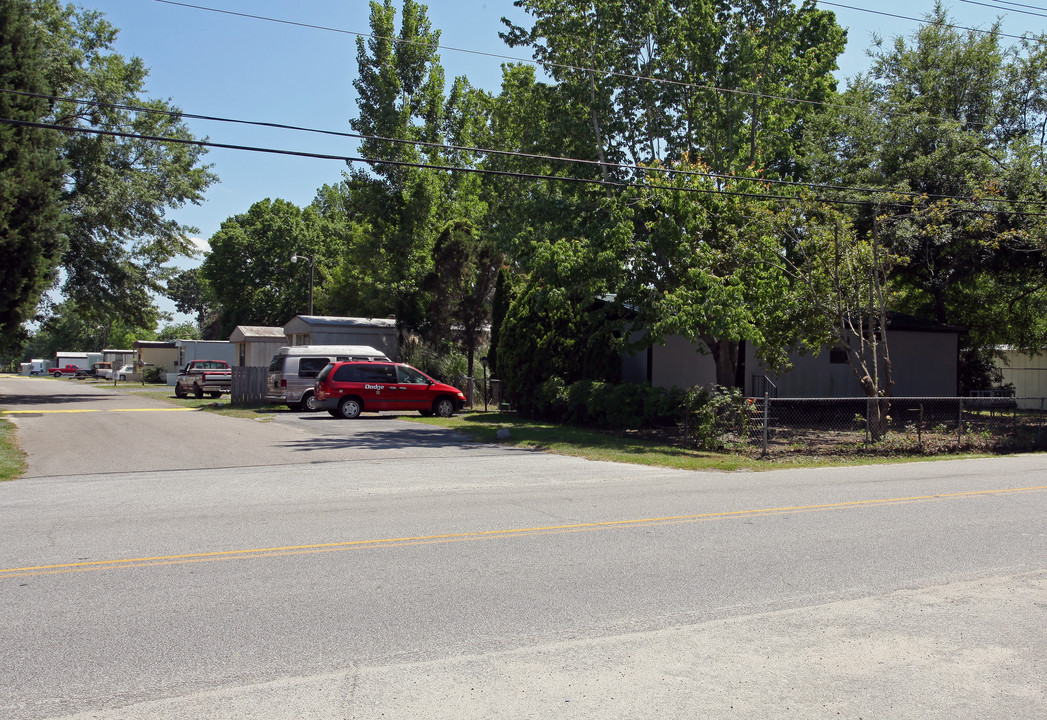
[314,361,466,419]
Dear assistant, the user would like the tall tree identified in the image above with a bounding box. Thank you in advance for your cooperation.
[342,0,449,331]
[419,219,500,375]
[806,4,1047,380]
[623,160,795,385]
[0,0,66,351]
[200,199,333,336]
[30,1,216,330]
[501,0,847,386]
[164,268,221,339]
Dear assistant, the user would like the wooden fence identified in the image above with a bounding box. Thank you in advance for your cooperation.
[231,366,268,406]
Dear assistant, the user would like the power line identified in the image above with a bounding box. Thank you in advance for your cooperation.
[152,0,998,129]
[983,0,1047,12]
[5,115,1044,215]
[959,0,1047,18]
[7,87,1045,208]
[815,0,1034,40]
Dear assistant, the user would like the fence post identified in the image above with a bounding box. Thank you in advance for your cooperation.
[957,398,963,446]
[865,398,871,445]
[762,392,769,456]
[1039,398,1044,446]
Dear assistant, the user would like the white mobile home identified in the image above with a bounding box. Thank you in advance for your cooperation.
[282,316,398,360]
[623,313,964,398]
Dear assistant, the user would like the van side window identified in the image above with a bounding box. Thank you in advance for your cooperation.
[332,364,365,382]
[359,364,395,383]
[397,366,428,384]
[299,357,330,378]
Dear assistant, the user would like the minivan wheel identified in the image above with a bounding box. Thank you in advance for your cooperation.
[434,397,455,418]
[302,391,320,412]
[337,397,362,419]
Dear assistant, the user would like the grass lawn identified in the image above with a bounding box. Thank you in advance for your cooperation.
[405,411,987,472]
[0,418,27,481]
[105,383,278,419]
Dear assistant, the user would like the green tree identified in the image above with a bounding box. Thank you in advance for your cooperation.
[502,0,846,176]
[30,1,216,329]
[164,268,221,339]
[157,321,201,341]
[623,161,795,385]
[336,0,451,331]
[486,266,513,377]
[0,0,67,352]
[200,199,333,336]
[498,202,632,412]
[500,0,847,388]
[806,5,1047,378]
[23,298,161,360]
[419,220,500,375]
[772,201,899,422]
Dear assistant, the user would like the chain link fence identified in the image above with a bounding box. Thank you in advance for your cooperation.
[737,396,1047,457]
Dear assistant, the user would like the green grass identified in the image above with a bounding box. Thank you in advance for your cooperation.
[403,411,969,471]
[0,418,27,481]
[107,383,279,419]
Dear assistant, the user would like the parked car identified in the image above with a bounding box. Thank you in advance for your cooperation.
[314,361,466,419]
[89,362,113,379]
[266,345,389,412]
[174,360,232,398]
[50,365,83,378]
[116,364,136,381]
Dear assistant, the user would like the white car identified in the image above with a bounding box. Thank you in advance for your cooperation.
[116,364,136,381]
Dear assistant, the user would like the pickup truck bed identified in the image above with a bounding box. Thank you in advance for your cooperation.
[175,360,232,398]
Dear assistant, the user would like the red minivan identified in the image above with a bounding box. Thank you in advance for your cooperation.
[314,361,467,419]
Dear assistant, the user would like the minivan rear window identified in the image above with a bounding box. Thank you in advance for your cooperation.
[332,364,366,383]
[268,354,285,372]
[298,357,330,378]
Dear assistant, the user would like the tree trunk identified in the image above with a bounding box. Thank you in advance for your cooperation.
[703,336,740,388]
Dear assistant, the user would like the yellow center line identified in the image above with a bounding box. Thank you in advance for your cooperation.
[1,408,195,414]
[2,485,1044,578]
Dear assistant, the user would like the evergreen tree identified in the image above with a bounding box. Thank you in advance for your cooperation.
[0,0,66,351]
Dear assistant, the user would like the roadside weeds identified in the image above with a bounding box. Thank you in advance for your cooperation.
[0,418,27,481]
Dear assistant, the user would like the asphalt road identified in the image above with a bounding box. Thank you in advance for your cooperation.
[1,375,1046,719]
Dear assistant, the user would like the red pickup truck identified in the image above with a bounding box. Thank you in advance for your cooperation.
[174,360,232,398]
[50,365,84,378]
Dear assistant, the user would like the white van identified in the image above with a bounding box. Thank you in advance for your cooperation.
[266,345,389,411]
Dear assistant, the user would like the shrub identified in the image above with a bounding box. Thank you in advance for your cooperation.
[680,385,749,450]
[141,366,166,384]
[534,376,568,419]
[587,382,648,430]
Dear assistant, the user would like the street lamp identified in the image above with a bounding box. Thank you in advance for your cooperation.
[479,355,489,412]
[290,253,314,315]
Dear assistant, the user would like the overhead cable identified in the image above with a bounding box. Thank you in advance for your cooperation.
[5,116,1044,215]
[815,1,1033,40]
[7,87,1045,208]
[959,0,1047,18]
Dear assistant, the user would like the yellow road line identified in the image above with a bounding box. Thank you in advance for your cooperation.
[2,485,1044,578]
[108,408,195,413]
[1,408,195,414]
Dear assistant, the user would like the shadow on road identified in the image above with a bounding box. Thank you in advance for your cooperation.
[0,392,113,407]
[278,425,474,453]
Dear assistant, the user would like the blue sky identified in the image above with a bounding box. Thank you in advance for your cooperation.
[80,0,1041,322]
